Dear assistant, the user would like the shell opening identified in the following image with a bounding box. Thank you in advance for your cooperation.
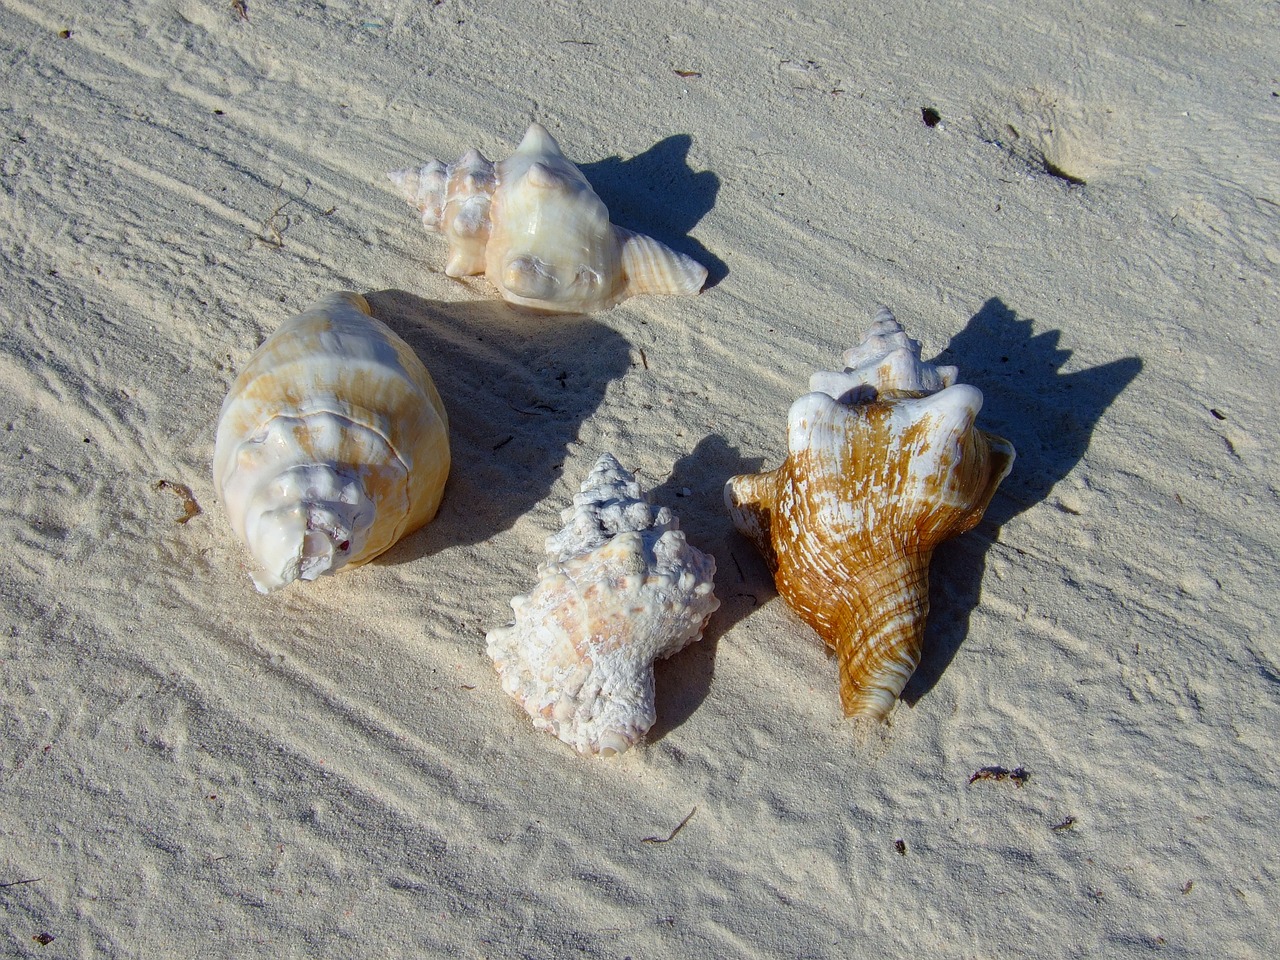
[243,466,376,592]
[297,505,360,582]
[592,732,633,757]
[299,529,336,582]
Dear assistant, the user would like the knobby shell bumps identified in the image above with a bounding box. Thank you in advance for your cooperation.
[389,123,708,312]
[726,308,1015,720]
[487,455,720,756]
[213,293,450,592]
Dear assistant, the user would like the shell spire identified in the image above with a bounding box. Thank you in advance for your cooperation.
[212,293,450,592]
[487,455,719,756]
[513,121,564,159]
[726,307,1013,720]
[809,305,959,402]
[389,123,707,312]
[388,148,497,278]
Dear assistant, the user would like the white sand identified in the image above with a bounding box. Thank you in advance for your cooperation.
[2,0,1277,956]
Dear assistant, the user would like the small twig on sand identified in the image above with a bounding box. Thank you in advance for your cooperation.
[642,807,697,844]
[968,765,1030,788]
[248,181,310,250]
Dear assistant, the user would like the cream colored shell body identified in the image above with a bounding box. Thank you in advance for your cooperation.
[213,292,449,592]
[389,123,708,313]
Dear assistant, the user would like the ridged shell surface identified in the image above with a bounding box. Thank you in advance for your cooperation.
[388,149,496,279]
[726,308,1014,720]
[213,292,450,592]
[486,454,719,756]
[389,123,708,313]
[809,305,959,402]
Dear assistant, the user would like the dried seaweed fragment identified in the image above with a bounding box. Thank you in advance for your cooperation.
[156,480,201,524]
[968,765,1030,787]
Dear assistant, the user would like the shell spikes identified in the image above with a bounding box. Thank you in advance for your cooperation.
[486,454,720,756]
[389,123,708,313]
[212,293,450,592]
[725,307,1014,720]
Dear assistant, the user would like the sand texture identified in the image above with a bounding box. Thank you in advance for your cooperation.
[2,1,1278,956]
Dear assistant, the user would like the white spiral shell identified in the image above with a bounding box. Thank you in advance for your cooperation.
[486,454,719,756]
[389,123,708,313]
[212,292,450,592]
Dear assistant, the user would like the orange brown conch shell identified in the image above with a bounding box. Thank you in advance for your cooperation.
[725,307,1014,720]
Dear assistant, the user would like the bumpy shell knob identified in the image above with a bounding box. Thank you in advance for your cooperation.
[213,292,450,592]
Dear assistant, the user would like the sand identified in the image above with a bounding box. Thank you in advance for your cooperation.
[2,0,1277,956]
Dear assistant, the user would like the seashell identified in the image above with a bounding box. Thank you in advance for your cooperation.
[725,307,1014,720]
[389,123,708,313]
[213,292,450,593]
[486,454,719,756]
[808,305,958,402]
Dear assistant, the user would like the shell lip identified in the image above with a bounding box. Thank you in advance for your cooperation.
[243,476,377,592]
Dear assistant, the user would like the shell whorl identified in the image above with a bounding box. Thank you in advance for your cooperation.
[213,292,450,592]
[388,149,497,278]
[487,454,719,756]
[809,306,959,403]
[726,308,1014,720]
[543,453,676,563]
[389,123,708,312]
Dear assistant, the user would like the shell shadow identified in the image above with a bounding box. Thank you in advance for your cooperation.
[579,134,726,289]
[362,289,632,561]
[646,434,768,742]
[901,297,1144,706]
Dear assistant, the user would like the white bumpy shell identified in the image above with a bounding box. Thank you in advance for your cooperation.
[389,123,708,313]
[213,292,450,592]
[486,454,720,756]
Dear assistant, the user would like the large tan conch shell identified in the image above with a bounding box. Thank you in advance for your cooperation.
[213,292,450,592]
[486,454,719,756]
[389,123,708,312]
[725,307,1014,720]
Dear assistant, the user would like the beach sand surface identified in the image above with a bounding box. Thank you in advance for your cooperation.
[1,1,1277,956]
